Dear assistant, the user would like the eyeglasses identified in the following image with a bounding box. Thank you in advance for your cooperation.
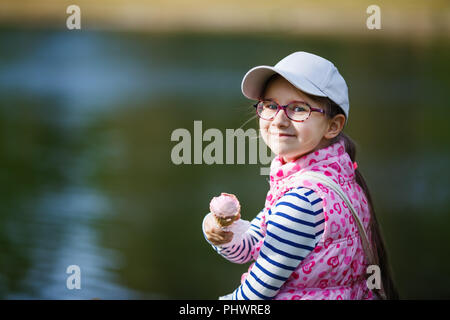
[253,99,326,122]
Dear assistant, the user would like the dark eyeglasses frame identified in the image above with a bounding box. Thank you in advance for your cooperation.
[253,99,326,122]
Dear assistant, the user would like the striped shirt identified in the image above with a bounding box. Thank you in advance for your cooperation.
[203,187,324,300]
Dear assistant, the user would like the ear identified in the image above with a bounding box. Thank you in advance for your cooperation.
[324,114,346,139]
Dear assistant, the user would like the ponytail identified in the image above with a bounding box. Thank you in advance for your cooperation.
[340,133,399,299]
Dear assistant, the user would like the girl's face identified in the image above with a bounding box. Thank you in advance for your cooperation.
[260,76,334,163]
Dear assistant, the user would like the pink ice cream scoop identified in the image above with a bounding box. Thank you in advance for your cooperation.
[209,193,241,227]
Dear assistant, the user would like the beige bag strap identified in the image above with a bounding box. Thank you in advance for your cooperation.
[300,171,386,299]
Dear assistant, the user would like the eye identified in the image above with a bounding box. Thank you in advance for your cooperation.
[289,103,308,112]
[261,101,278,110]
[292,104,306,112]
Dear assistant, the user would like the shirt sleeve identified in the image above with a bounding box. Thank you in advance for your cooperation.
[202,209,265,264]
[231,187,324,300]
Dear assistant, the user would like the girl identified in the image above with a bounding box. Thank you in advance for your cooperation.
[202,52,398,300]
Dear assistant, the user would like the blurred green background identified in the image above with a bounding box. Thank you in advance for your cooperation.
[0,0,449,299]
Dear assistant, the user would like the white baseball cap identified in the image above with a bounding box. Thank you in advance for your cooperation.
[241,51,350,121]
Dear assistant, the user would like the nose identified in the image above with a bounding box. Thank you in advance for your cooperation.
[271,107,291,128]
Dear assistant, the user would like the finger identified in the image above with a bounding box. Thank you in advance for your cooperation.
[205,232,222,242]
[213,229,232,238]
[206,233,226,243]
[219,231,233,238]
[207,232,231,245]
[211,239,224,245]
[214,239,231,246]
[215,233,233,244]
[205,228,233,242]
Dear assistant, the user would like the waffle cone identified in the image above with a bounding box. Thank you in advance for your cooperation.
[213,211,240,227]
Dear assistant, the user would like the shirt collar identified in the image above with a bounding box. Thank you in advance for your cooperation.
[269,139,348,184]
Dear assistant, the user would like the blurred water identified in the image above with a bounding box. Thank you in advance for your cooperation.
[0,30,449,299]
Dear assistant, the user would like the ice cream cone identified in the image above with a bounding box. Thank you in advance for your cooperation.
[209,192,241,228]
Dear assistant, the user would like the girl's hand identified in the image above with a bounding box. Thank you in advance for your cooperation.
[203,213,240,246]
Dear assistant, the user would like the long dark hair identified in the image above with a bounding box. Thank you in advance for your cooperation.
[312,95,399,300]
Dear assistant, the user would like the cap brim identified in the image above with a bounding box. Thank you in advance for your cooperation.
[241,66,327,100]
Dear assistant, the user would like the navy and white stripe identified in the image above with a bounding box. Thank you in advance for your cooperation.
[202,187,324,300]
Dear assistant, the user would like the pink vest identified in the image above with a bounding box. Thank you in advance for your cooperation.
[242,139,375,300]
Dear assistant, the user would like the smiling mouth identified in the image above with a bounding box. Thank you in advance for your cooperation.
[270,132,296,137]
